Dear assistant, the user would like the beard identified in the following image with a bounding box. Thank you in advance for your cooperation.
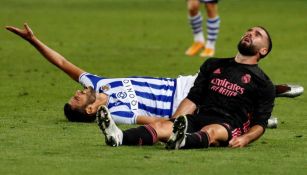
[237,38,258,56]
[86,86,96,104]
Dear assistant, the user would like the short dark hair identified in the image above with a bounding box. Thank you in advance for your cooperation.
[64,103,96,122]
[258,26,273,58]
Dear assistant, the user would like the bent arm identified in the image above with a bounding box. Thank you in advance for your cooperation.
[228,125,264,148]
[6,23,84,81]
[171,59,214,119]
[171,98,197,118]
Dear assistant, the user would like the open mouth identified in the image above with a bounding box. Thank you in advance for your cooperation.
[243,36,251,43]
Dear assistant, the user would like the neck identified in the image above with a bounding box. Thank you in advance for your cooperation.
[95,93,108,106]
[235,53,259,65]
[89,93,108,112]
[85,93,108,116]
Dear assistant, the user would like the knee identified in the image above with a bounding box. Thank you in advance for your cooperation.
[205,3,218,18]
[187,0,200,15]
[150,120,172,132]
[201,127,217,145]
[149,120,173,141]
[201,125,228,145]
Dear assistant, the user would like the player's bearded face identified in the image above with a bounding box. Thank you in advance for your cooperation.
[237,34,258,56]
[69,87,96,109]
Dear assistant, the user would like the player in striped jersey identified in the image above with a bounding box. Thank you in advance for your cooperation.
[6,24,303,126]
[6,23,196,124]
[185,0,220,57]
[74,72,196,124]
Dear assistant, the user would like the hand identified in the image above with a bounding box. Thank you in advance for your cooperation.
[5,23,35,41]
[228,136,249,148]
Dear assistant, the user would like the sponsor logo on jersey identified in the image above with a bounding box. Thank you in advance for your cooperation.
[213,68,221,74]
[122,79,138,113]
[241,74,251,84]
[116,92,127,99]
[210,78,245,97]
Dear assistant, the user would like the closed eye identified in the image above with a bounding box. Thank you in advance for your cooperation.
[255,31,262,37]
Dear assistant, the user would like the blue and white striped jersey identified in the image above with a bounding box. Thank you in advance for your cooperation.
[79,72,179,124]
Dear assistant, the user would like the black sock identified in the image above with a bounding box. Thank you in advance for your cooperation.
[122,125,158,145]
[182,131,209,149]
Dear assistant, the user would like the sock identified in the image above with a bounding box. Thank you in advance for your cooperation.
[275,84,290,95]
[181,131,210,149]
[189,12,205,43]
[206,16,220,49]
[122,125,158,146]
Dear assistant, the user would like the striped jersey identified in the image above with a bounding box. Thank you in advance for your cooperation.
[79,72,177,124]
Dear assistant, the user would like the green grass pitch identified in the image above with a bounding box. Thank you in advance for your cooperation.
[0,0,306,174]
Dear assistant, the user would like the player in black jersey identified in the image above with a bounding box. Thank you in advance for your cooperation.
[97,26,280,149]
[168,26,275,149]
[169,26,275,149]
[169,56,275,149]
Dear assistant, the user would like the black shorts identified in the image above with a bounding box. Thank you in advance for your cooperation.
[199,0,218,4]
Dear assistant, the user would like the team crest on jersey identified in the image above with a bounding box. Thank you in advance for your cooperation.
[241,74,251,84]
[100,84,110,92]
[116,92,127,99]
[213,68,221,74]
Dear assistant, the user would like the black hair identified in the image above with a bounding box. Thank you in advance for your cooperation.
[64,103,96,122]
[257,26,273,58]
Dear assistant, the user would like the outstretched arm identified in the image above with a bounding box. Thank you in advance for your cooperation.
[5,23,85,82]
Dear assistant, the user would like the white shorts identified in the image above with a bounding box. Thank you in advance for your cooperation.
[172,73,198,115]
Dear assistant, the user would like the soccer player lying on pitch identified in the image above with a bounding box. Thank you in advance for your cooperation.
[6,24,303,127]
[96,26,290,149]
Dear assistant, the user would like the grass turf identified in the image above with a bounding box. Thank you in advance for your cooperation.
[0,0,307,174]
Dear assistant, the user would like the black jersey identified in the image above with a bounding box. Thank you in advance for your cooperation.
[187,58,275,132]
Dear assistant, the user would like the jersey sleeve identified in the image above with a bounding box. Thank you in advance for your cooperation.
[79,72,104,90]
[187,58,216,106]
[251,80,276,129]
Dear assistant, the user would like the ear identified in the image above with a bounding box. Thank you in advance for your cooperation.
[85,105,95,115]
[259,47,268,57]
